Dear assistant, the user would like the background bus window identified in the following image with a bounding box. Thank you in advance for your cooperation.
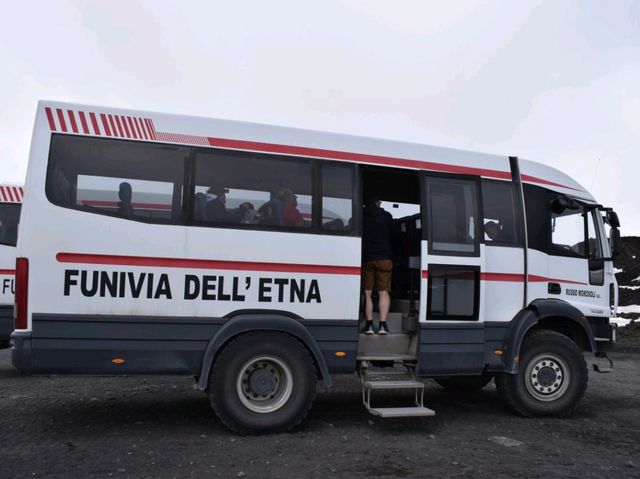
[426,177,478,255]
[46,135,188,223]
[0,203,21,246]
[193,150,313,229]
[320,163,354,232]
[481,180,519,245]
[550,207,586,257]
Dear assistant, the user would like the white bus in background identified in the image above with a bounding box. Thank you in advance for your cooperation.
[13,101,620,434]
[0,184,23,348]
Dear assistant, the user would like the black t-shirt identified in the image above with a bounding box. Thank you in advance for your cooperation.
[362,205,393,262]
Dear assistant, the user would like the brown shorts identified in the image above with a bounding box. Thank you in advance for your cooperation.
[362,259,393,292]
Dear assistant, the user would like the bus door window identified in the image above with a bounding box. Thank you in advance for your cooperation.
[587,210,605,285]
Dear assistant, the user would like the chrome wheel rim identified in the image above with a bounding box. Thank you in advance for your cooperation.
[524,353,570,402]
[236,355,293,413]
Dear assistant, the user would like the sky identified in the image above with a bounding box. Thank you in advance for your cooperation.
[1,0,639,234]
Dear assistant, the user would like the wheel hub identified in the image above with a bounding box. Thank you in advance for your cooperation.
[236,355,294,414]
[525,354,569,401]
[249,367,278,396]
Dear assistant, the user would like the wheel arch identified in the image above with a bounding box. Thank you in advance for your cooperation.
[197,311,332,390]
[503,299,597,374]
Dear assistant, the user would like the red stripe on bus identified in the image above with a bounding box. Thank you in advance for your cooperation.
[205,137,577,190]
[81,200,171,210]
[145,119,156,140]
[528,274,587,285]
[5,186,15,202]
[108,115,118,137]
[0,269,16,275]
[56,108,68,132]
[421,271,585,285]
[78,111,90,134]
[127,117,138,139]
[45,107,56,131]
[133,118,143,139]
[100,114,111,136]
[121,115,131,137]
[67,110,79,133]
[56,252,362,276]
[114,115,125,137]
[481,272,523,282]
[139,118,150,139]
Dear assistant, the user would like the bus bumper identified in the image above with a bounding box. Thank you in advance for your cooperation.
[11,331,32,373]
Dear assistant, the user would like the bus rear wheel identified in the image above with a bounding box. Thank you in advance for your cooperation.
[209,332,317,434]
[496,330,587,417]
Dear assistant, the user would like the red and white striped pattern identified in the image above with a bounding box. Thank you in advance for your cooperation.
[156,132,209,146]
[45,107,157,141]
[0,185,23,203]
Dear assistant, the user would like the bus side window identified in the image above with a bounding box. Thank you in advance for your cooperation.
[481,180,520,246]
[320,163,354,232]
[192,149,313,230]
[46,135,189,224]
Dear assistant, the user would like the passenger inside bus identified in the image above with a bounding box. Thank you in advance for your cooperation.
[118,182,133,217]
[280,189,305,227]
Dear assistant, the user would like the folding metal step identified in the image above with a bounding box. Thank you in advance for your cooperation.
[368,406,436,418]
[360,365,436,419]
[364,379,424,390]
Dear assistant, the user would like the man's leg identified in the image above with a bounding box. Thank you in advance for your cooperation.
[378,290,390,323]
[364,290,374,322]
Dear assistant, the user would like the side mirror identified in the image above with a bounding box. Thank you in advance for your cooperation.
[609,228,621,258]
[605,210,620,228]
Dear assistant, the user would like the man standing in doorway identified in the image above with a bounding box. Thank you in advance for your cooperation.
[362,197,393,335]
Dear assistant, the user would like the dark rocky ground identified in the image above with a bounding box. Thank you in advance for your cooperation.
[0,339,639,479]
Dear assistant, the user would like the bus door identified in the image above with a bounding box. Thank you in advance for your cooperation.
[418,173,485,376]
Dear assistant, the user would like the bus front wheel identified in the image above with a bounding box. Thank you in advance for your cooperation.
[209,332,317,434]
[496,330,588,417]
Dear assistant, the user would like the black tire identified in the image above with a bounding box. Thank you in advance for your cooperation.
[496,330,588,418]
[209,332,317,435]
[435,374,493,393]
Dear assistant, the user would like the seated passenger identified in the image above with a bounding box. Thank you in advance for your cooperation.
[239,202,257,224]
[258,193,284,225]
[280,189,305,227]
[484,221,501,241]
[118,182,133,217]
[205,186,243,223]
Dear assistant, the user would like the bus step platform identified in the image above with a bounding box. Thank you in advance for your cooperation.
[360,365,435,419]
[368,406,436,418]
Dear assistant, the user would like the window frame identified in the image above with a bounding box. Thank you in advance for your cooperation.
[423,173,482,257]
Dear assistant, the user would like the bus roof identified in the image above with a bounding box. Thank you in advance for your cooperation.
[37,100,594,202]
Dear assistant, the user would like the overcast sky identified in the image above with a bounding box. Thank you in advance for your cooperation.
[2,0,639,233]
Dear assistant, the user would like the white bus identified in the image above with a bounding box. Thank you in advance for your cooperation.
[13,101,620,433]
[0,183,23,348]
